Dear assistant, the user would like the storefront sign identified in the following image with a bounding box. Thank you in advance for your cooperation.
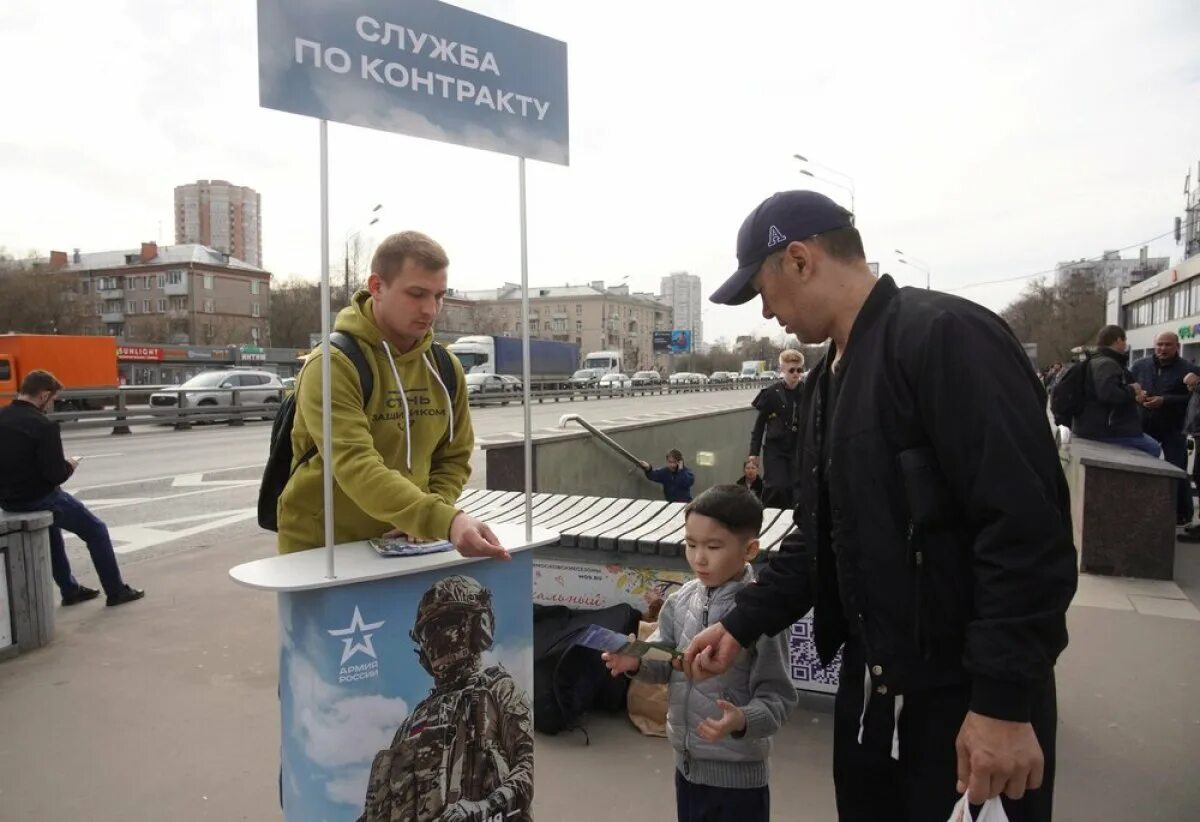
[116,345,163,361]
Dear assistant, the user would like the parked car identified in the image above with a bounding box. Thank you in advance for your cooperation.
[669,372,699,386]
[150,369,283,420]
[498,374,523,393]
[570,368,603,389]
[598,373,632,391]
[708,371,734,384]
[466,373,513,404]
[760,370,780,382]
[631,370,662,386]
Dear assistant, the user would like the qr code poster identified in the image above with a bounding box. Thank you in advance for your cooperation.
[788,616,842,694]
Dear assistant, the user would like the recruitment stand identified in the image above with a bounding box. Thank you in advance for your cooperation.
[230,523,556,821]
[245,2,568,818]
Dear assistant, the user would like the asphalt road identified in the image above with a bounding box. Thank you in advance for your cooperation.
[50,387,756,575]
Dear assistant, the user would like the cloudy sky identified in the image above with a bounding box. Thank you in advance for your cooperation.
[2,0,1197,344]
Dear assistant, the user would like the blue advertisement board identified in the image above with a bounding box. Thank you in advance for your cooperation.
[258,0,569,165]
[668,330,692,354]
[279,553,533,821]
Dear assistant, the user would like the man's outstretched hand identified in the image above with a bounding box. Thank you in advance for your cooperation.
[682,622,742,681]
[449,512,510,561]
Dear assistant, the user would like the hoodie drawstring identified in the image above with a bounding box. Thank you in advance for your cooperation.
[381,341,412,472]
[422,352,455,445]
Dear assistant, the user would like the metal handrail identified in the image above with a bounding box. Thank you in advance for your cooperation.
[558,413,643,467]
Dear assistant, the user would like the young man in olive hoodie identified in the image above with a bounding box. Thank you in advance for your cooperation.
[278,231,507,560]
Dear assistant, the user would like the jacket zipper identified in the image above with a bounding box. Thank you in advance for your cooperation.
[907,519,927,658]
[682,589,712,777]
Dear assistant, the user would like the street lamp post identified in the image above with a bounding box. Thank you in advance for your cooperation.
[344,204,383,306]
[894,249,931,290]
[793,154,856,216]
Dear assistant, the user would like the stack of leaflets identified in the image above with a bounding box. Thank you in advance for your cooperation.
[368,536,456,558]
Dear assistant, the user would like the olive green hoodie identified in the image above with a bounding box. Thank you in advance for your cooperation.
[277,291,473,554]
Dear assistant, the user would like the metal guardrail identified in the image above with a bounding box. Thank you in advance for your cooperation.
[467,379,758,406]
[8,378,764,435]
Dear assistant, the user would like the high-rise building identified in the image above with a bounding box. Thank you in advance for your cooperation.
[52,241,271,346]
[1055,249,1167,290]
[659,271,703,348]
[174,180,262,268]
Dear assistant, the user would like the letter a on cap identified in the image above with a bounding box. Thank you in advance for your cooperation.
[767,225,787,247]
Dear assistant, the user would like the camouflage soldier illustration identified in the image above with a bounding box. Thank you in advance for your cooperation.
[361,575,534,822]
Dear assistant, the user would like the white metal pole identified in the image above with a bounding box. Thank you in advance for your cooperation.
[519,156,533,541]
[320,119,336,579]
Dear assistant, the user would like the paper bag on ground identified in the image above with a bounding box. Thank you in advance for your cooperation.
[626,620,669,737]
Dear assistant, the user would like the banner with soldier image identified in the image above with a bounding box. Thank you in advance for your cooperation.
[279,553,534,821]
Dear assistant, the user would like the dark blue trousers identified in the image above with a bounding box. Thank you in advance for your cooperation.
[674,769,769,822]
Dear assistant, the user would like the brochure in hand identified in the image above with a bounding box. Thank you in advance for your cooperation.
[575,623,682,661]
[368,536,456,558]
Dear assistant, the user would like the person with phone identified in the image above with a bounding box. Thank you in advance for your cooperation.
[639,449,695,503]
[0,370,143,607]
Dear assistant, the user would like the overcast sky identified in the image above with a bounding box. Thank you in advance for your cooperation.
[2,0,1198,344]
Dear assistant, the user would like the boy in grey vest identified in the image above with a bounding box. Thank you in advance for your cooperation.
[603,485,797,821]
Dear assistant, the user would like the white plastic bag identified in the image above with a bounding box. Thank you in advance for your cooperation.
[947,795,1010,822]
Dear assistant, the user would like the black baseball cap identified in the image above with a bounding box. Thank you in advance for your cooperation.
[709,190,854,306]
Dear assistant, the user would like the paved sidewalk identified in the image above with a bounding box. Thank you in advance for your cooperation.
[1,535,1198,820]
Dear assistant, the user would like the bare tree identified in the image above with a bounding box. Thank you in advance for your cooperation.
[270,279,323,348]
[1002,272,1107,366]
[0,252,90,334]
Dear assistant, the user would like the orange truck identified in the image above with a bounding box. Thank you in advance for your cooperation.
[0,334,119,410]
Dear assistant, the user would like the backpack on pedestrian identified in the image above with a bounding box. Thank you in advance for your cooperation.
[1049,353,1094,429]
[256,333,457,532]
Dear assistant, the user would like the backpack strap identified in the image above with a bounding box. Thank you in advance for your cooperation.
[330,330,374,406]
[292,333,374,471]
[429,341,458,403]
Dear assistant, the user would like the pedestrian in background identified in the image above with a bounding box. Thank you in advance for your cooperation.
[0,370,143,607]
[1130,331,1200,525]
[640,449,695,503]
[747,349,804,509]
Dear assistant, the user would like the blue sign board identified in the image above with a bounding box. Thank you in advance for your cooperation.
[258,0,569,165]
[668,329,692,354]
[279,553,534,821]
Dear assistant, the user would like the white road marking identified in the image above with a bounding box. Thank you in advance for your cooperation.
[171,472,260,489]
[67,508,259,555]
[70,463,264,493]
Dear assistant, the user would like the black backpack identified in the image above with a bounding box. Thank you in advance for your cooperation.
[256,333,458,532]
[532,603,641,740]
[1048,353,1094,428]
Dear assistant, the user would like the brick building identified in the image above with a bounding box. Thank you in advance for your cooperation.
[53,242,271,347]
[453,281,672,372]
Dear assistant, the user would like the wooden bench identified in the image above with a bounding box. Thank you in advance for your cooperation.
[1061,436,1187,580]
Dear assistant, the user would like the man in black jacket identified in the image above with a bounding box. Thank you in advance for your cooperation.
[748,348,804,508]
[1130,332,1200,524]
[686,191,1077,821]
[0,370,143,607]
[1070,325,1160,456]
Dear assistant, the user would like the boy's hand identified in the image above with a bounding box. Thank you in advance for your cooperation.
[601,639,641,677]
[696,700,746,742]
[638,460,651,471]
